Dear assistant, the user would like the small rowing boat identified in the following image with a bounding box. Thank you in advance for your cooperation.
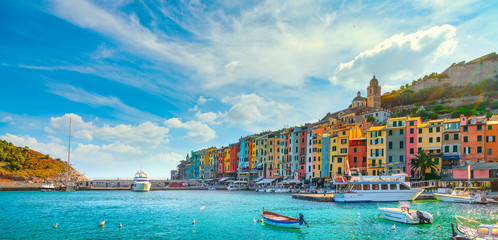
[260,208,308,229]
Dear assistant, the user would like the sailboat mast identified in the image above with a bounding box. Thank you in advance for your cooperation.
[67,118,71,185]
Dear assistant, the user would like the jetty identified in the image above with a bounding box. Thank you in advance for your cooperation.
[292,193,335,202]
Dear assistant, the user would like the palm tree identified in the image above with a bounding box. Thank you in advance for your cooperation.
[410,150,439,180]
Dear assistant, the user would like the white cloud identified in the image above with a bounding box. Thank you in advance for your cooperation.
[48,0,386,89]
[330,24,457,90]
[0,133,66,159]
[194,111,222,124]
[164,118,216,143]
[45,113,169,147]
[48,136,62,143]
[0,133,182,178]
[221,94,291,127]
[47,83,159,121]
[197,96,209,105]
[1,116,14,125]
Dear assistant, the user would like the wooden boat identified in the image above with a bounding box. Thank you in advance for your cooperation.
[378,201,433,225]
[260,209,308,229]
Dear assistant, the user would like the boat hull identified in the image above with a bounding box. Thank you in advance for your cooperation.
[40,188,55,192]
[262,216,302,229]
[378,208,432,224]
[434,193,473,203]
[133,182,151,192]
[334,189,423,202]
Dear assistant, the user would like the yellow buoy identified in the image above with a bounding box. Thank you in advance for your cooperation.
[54,223,58,229]
[437,224,441,228]
[99,220,106,227]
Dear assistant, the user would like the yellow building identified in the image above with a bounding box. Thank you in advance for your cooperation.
[255,134,268,178]
[367,126,386,176]
[328,132,339,178]
[316,133,322,178]
[206,147,217,178]
[224,147,230,173]
[417,119,444,175]
[331,125,363,176]
[199,150,207,179]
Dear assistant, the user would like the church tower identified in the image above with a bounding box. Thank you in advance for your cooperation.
[367,75,381,109]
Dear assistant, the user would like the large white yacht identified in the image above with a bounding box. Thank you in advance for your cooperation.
[132,171,151,192]
[333,171,423,202]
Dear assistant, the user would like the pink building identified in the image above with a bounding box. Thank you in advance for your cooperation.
[452,162,498,180]
[406,117,422,178]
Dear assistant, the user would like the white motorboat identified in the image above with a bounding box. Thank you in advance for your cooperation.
[227,181,248,191]
[132,171,151,192]
[454,215,498,239]
[434,187,491,204]
[274,188,290,193]
[333,171,424,202]
[265,188,275,193]
[378,201,433,225]
[40,183,55,192]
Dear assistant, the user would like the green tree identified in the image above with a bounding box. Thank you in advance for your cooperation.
[366,116,375,123]
[410,150,439,180]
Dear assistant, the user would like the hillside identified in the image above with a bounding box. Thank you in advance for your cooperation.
[382,52,498,110]
[0,139,87,182]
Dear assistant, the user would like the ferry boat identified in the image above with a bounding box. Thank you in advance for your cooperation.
[378,201,433,225]
[333,171,423,202]
[260,208,308,229]
[40,183,55,192]
[132,171,151,192]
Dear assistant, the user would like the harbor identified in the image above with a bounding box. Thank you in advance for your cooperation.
[1,190,497,240]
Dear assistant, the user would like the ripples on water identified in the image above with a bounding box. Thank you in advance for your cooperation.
[1,191,497,240]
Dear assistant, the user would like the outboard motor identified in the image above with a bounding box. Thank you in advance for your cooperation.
[416,211,432,224]
[299,213,309,227]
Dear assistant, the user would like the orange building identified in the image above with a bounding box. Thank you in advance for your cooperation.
[460,115,487,164]
[486,119,498,162]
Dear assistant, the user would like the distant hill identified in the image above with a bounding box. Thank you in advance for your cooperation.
[382,52,498,109]
[0,139,87,182]
[408,52,498,92]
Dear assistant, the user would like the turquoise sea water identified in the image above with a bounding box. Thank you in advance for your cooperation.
[0,190,497,240]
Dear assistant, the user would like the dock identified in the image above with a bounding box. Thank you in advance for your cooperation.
[292,193,335,202]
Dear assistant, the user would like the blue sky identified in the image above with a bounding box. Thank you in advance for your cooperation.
[1,0,497,179]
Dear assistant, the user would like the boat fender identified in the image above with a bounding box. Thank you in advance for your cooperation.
[481,197,487,202]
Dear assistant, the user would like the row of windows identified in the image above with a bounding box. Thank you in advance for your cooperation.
[462,135,497,142]
[463,147,493,155]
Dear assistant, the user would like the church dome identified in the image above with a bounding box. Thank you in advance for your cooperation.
[353,91,364,101]
[370,75,378,85]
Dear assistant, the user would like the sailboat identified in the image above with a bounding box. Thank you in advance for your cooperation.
[60,118,77,192]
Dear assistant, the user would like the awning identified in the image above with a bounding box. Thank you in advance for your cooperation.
[443,156,459,160]
[219,177,229,182]
[256,178,277,185]
[253,177,264,182]
[283,179,302,184]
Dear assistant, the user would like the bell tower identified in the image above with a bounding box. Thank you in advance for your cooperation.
[367,75,381,109]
